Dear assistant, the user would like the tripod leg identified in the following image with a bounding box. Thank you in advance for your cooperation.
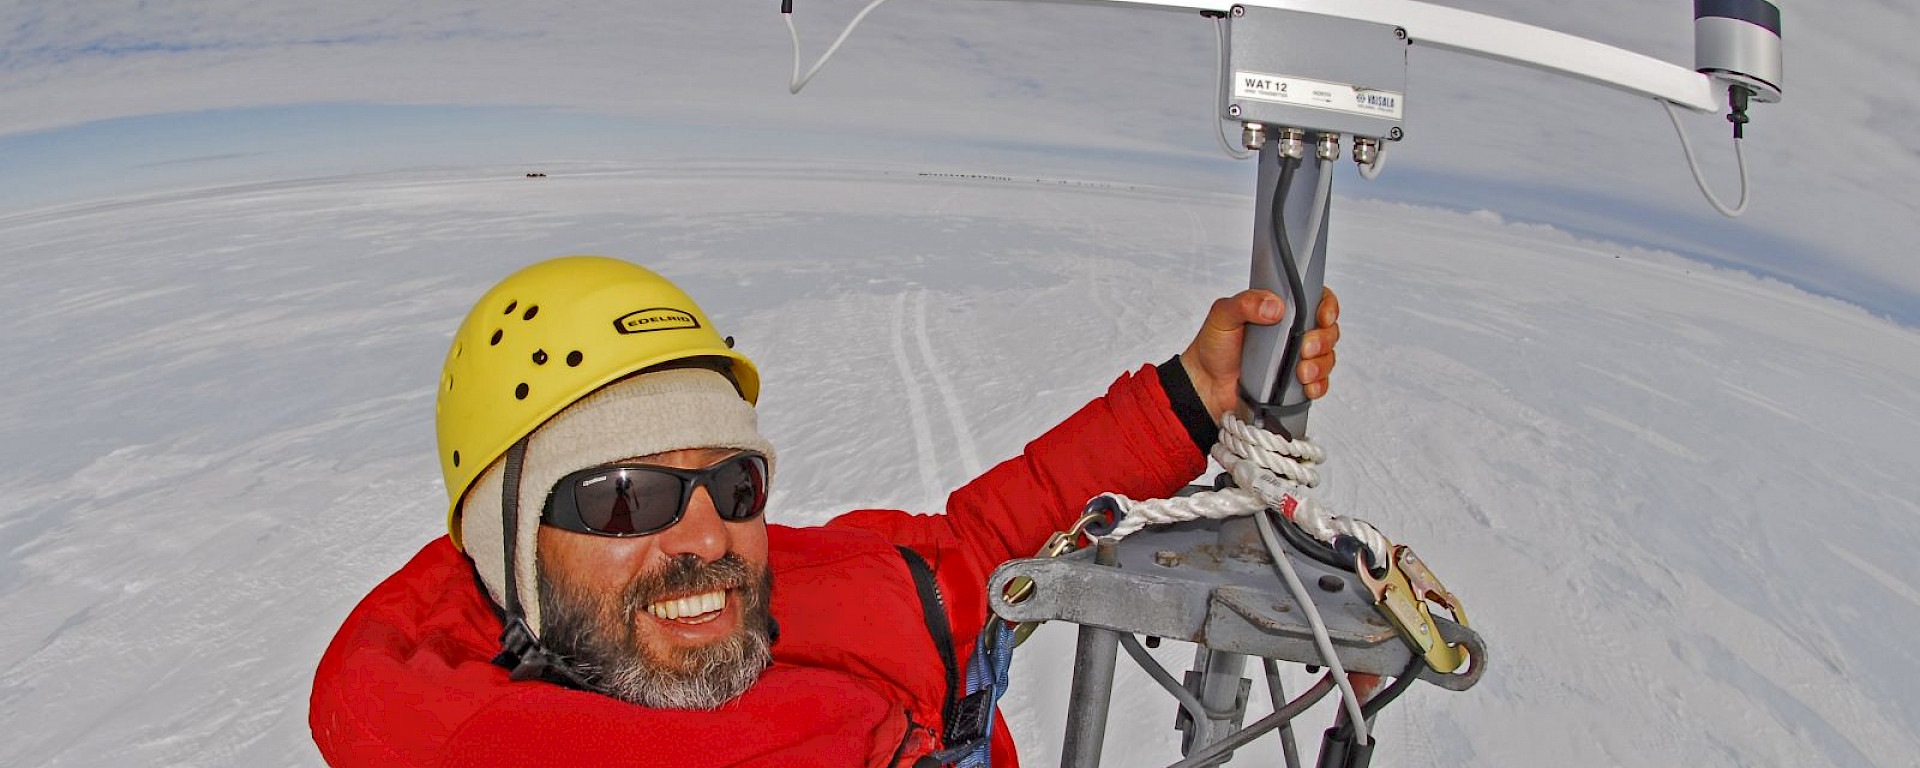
[1059,540,1124,768]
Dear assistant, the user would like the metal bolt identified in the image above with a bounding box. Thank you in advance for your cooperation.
[1316,132,1342,161]
[1277,127,1307,160]
[1401,549,1417,565]
[1241,122,1266,150]
[1395,27,1407,40]
[1227,103,1242,117]
[1353,137,1380,167]
[1154,550,1183,567]
[1231,4,1245,17]
[1317,575,1345,592]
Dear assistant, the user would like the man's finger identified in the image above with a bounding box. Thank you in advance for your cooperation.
[1240,289,1284,326]
[1300,325,1339,358]
[1297,350,1335,384]
[1205,290,1289,334]
[1317,287,1341,327]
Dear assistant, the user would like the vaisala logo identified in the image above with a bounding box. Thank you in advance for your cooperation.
[613,307,700,334]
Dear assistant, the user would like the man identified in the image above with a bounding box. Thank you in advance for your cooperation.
[310,256,1340,767]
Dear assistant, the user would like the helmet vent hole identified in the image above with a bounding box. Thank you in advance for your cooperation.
[566,350,584,367]
[532,350,548,365]
[446,376,455,391]
[523,305,539,321]
[452,451,461,467]
[515,383,529,400]
[503,301,517,315]
[454,343,463,359]
[490,329,503,346]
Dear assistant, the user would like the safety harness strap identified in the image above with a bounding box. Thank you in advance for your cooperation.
[898,545,1008,768]
[500,438,529,621]
[896,547,960,731]
[490,437,594,688]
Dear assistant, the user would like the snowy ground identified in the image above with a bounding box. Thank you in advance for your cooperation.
[2,163,1917,767]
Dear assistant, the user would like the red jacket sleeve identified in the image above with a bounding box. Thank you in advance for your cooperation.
[830,361,1208,650]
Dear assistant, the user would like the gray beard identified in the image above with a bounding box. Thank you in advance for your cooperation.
[538,552,775,710]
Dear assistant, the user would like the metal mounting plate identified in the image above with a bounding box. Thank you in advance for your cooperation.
[988,515,1484,690]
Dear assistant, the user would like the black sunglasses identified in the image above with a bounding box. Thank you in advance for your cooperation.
[541,452,770,537]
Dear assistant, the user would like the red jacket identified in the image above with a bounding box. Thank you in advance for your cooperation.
[311,363,1212,768]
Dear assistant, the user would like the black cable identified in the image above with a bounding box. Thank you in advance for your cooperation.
[1265,151,1308,439]
[1329,654,1426,744]
[1274,504,1352,571]
[1727,84,1751,139]
[1361,654,1426,720]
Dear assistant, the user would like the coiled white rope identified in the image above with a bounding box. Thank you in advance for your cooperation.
[1096,412,1387,742]
[1102,414,1384,564]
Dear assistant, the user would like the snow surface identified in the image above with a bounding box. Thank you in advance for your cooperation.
[2,163,1917,766]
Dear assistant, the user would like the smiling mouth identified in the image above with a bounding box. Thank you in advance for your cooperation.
[644,589,729,624]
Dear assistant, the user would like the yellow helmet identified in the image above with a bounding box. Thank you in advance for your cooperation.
[435,256,760,548]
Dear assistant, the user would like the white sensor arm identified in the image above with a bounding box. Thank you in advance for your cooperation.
[993,0,1721,111]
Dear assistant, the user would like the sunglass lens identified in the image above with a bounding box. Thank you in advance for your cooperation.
[711,455,769,521]
[574,469,682,534]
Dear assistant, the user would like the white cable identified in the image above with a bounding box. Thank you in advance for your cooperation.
[1256,507,1371,745]
[782,0,898,95]
[1662,98,1749,218]
[1358,141,1388,180]
[1212,18,1254,160]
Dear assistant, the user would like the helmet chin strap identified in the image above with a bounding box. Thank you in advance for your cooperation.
[494,436,595,688]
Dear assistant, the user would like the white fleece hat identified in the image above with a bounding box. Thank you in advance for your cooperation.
[460,367,775,634]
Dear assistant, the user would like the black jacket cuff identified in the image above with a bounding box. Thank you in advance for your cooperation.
[1156,355,1219,457]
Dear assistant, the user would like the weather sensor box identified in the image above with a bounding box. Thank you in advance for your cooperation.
[1223,7,1409,140]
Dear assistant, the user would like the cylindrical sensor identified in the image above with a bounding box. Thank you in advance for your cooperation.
[1695,0,1783,102]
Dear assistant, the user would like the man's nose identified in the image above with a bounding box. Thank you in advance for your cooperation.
[654,487,729,562]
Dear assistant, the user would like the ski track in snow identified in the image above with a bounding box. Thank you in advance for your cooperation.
[0,164,1917,767]
[913,288,984,480]
[890,289,946,507]
[1828,542,1920,613]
